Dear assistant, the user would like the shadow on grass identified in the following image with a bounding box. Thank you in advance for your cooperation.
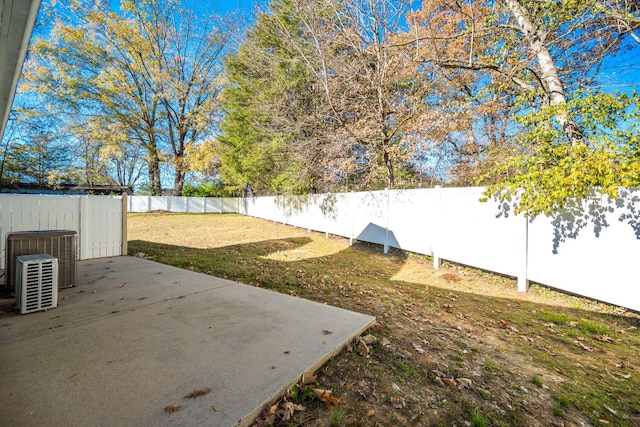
[128,236,639,331]
[129,237,408,296]
[128,236,640,425]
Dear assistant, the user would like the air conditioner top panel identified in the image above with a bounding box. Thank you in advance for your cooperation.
[7,230,78,239]
[16,253,57,263]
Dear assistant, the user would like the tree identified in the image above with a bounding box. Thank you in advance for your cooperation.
[403,0,640,217]
[219,0,327,196]
[220,0,438,194]
[130,1,233,195]
[21,0,234,195]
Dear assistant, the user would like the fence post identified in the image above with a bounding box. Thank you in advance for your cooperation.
[121,193,128,256]
[350,191,355,245]
[384,188,390,254]
[79,196,90,260]
[518,216,529,292]
[324,193,329,238]
[433,186,443,269]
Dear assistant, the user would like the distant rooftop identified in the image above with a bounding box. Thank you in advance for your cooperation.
[0,182,133,195]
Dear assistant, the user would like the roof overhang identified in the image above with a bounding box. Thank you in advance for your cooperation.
[0,0,41,141]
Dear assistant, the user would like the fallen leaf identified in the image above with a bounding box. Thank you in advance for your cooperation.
[442,377,457,388]
[299,372,317,387]
[277,401,295,421]
[457,378,473,390]
[574,340,594,352]
[315,389,346,409]
[367,409,376,417]
[593,334,614,343]
[164,404,181,413]
[520,335,534,343]
[184,387,211,398]
[357,340,370,357]
[211,405,218,412]
[361,334,378,345]
[254,402,278,427]
[323,330,333,335]
[498,320,508,329]
[413,343,425,354]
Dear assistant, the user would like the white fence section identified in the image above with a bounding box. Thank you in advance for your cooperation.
[0,195,125,268]
[238,188,640,312]
[128,195,239,213]
[126,189,640,311]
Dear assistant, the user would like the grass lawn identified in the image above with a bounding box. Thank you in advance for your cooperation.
[128,212,640,427]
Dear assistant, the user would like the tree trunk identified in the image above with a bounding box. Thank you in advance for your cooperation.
[147,145,162,196]
[504,0,583,145]
[173,156,186,196]
[383,141,394,189]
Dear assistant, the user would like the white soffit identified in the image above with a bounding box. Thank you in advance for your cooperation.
[0,0,41,141]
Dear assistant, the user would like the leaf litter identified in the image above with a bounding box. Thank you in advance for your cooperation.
[184,387,211,399]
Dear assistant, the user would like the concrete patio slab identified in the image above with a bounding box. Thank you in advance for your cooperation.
[0,256,375,426]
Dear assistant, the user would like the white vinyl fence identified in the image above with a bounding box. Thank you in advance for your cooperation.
[128,195,239,213]
[128,189,640,311]
[0,194,126,269]
[238,188,640,312]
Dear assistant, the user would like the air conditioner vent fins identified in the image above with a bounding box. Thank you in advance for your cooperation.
[4,230,77,293]
[16,254,58,314]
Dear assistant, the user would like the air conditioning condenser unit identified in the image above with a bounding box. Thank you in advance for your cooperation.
[4,230,77,294]
[16,254,58,314]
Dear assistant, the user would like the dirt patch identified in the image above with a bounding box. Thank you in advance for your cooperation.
[129,213,640,426]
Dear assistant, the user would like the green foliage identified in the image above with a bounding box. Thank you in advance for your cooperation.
[471,412,488,427]
[577,319,610,335]
[483,90,640,220]
[531,375,543,387]
[554,394,571,407]
[219,0,428,194]
[538,311,574,325]
[329,406,346,426]
[182,182,231,197]
[218,2,311,196]
[2,138,72,185]
[553,404,564,417]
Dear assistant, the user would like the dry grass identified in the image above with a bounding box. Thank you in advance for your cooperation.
[129,212,640,427]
